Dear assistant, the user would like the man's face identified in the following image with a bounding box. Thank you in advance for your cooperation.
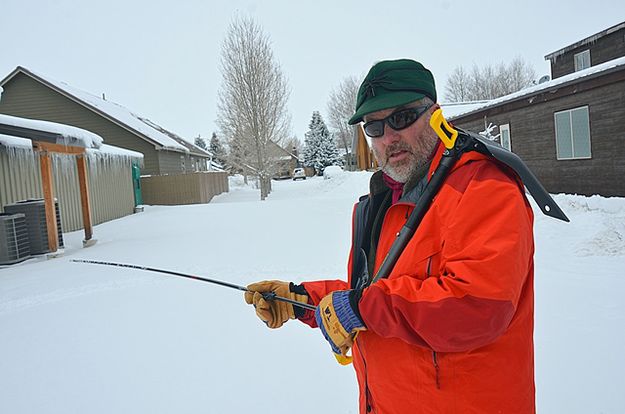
[365,101,439,183]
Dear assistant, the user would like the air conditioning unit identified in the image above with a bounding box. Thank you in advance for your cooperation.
[0,213,31,265]
[4,199,64,254]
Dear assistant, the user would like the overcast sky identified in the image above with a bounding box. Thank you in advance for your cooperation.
[1,0,622,145]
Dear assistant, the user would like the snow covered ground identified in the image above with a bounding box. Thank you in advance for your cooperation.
[1,172,624,413]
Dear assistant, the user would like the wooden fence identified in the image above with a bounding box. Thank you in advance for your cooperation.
[140,171,229,205]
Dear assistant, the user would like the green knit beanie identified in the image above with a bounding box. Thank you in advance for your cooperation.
[349,59,437,125]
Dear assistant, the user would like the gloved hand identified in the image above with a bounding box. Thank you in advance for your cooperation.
[245,280,309,329]
[315,290,366,357]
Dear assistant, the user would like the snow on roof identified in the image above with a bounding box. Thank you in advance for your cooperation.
[440,101,491,119]
[0,133,32,149]
[208,161,224,172]
[448,56,625,120]
[87,143,143,159]
[545,21,625,61]
[5,67,191,153]
[0,112,103,148]
[138,116,213,157]
[0,129,143,160]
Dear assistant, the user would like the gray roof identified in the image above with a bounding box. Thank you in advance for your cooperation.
[0,66,211,158]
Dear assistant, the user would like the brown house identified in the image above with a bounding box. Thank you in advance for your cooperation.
[352,125,378,171]
[0,66,214,176]
[545,22,625,79]
[268,140,301,179]
[448,22,625,197]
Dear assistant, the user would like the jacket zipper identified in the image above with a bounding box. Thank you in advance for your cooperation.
[363,359,375,412]
[358,342,375,413]
[366,385,374,413]
[427,256,441,390]
[426,255,433,277]
[432,351,441,390]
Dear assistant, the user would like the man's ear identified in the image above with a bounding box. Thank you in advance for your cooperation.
[425,103,440,121]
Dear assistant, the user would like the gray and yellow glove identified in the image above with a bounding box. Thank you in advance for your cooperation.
[244,280,309,329]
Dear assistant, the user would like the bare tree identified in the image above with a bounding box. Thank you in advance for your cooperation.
[217,16,291,200]
[444,56,537,102]
[444,66,471,102]
[284,136,302,155]
[327,75,359,158]
[507,56,537,92]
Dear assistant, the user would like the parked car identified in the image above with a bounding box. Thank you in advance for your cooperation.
[292,167,306,180]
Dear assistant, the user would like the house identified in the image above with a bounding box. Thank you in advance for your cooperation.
[0,66,213,176]
[544,22,625,79]
[230,139,300,179]
[0,66,228,205]
[269,141,301,179]
[0,113,142,252]
[447,21,625,197]
[352,125,378,171]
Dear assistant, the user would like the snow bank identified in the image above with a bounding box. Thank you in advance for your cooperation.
[323,165,344,179]
[548,193,625,257]
[227,174,257,190]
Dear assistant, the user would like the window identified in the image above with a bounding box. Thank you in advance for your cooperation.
[499,124,511,151]
[554,106,591,160]
[574,50,591,71]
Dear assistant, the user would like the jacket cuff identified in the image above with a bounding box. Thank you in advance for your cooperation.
[348,289,366,328]
[290,283,312,320]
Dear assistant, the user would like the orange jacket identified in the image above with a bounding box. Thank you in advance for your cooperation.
[302,144,535,413]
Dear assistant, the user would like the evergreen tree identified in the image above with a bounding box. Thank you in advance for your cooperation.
[303,111,343,175]
[194,135,208,150]
[209,132,227,166]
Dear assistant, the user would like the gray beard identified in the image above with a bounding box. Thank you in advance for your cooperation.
[382,154,422,183]
[375,142,432,183]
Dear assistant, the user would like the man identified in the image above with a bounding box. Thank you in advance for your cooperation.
[245,59,535,413]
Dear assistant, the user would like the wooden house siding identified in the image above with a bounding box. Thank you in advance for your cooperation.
[158,150,185,175]
[548,25,625,79]
[451,71,625,197]
[0,73,162,174]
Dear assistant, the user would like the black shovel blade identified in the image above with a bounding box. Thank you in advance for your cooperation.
[464,130,570,222]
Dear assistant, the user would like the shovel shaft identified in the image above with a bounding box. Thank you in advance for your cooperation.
[71,259,316,311]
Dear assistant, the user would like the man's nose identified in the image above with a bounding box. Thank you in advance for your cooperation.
[381,124,401,144]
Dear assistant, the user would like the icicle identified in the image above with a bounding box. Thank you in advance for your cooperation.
[51,152,77,176]
[87,150,99,179]
[84,149,136,179]
[5,146,37,173]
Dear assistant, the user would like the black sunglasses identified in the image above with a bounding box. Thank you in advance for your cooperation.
[363,104,433,138]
